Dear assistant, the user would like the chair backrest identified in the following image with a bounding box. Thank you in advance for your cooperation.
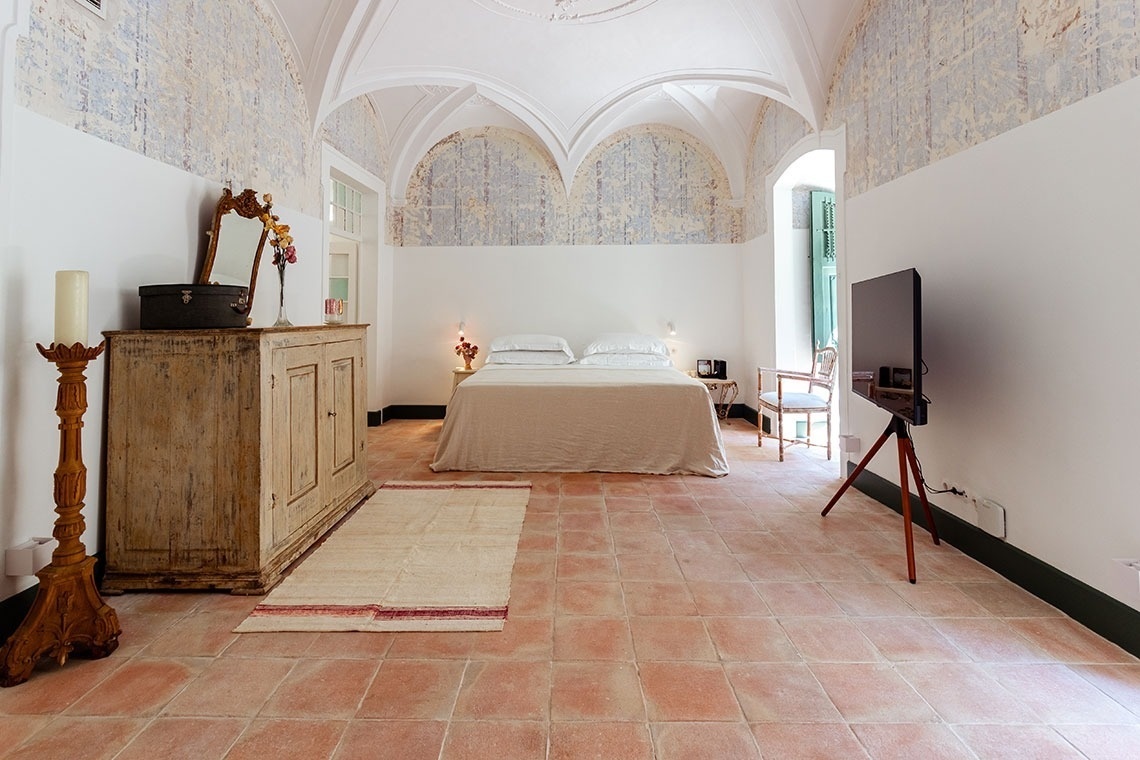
[810,346,838,397]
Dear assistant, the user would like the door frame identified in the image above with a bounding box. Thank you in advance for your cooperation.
[763,126,848,447]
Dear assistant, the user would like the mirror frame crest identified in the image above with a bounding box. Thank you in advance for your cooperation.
[198,187,273,315]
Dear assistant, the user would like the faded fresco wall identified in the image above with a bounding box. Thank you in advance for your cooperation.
[320,96,388,182]
[569,125,739,245]
[826,0,1140,199]
[395,124,740,246]
[394,127,568,246]
[791,187,826,230]
[742,99,814,240]
[16,0,385,215]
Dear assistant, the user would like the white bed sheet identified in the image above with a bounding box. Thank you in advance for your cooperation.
[431,364,729,477]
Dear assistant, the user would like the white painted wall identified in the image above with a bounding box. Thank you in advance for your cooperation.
[842,75,1140,610]
[739,231,774,405]
[0,107,328,600]
[390,245,745,403]
[787,227,813,367]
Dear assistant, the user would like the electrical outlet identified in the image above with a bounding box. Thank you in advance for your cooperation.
[941,481,968,498]
[977,498,1006,538]
[1112,559,1140,597]
[5,537,55,576]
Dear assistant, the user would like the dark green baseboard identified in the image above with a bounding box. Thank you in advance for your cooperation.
[737,405,758,426]
[0,584,39,643]
[850,464,1140,658]
[380,405,447,421]
[378,404,751,423]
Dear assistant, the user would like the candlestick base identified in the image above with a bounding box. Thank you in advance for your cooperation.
[0,340,120,687]
[0,557,120,687]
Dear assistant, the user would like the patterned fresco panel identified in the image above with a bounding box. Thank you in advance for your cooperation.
[397,124,739,246]
[397,127,568,246]
[824,0,1140,198]
[569,125,739,246]
[21,0,1138,245]
[16,0,385,217]
[320,97,388,183]
[742,100,814,240]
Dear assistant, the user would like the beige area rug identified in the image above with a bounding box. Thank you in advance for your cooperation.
[234,481,531,633]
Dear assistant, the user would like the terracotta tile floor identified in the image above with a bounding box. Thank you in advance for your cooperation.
[3,418,1139,759]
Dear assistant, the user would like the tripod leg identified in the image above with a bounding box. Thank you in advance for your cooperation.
[903,442,940,545]
[821,425,893,516]
[898,437,917,584]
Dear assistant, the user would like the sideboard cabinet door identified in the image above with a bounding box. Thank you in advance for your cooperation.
[324,337,368,507]
[270,343,323,550]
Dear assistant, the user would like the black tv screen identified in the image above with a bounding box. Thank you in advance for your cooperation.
[850,268,927,426]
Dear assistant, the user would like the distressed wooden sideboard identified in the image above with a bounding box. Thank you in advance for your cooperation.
[101,325,375,593]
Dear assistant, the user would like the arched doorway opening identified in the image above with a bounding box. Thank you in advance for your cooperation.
[766,144,841,454]
[772,148,836,368]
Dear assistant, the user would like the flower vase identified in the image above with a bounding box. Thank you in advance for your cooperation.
[274,266,292,327]
[463,358,472,370]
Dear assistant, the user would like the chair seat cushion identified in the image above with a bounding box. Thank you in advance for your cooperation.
[758,391,829,411]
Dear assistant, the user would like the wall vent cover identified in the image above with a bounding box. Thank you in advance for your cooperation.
[72,0,106,19]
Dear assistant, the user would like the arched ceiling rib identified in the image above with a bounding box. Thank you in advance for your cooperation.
[267,0,866,202]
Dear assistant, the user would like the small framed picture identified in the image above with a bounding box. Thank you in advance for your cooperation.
[697,359,713,378]
[891,367,913,390]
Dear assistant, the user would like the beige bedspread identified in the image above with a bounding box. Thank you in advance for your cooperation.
[431,365,729,477]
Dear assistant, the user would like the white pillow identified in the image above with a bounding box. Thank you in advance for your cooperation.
[489,333,574,358]
[485,350,576,365]
[583,332,670,358]
[577,352,673,368]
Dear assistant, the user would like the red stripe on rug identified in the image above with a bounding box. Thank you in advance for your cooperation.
[248,603,509,620]
[249,604,377,618]
[380,481,531,490]
[373,606,508,620]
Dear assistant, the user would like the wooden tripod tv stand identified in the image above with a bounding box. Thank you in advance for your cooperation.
[821,416,940,583]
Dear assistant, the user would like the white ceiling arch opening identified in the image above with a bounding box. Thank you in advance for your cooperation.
[362,72,810,206]
[268,0,867,204]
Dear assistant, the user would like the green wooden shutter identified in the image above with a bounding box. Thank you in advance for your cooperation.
[811,191,837,350]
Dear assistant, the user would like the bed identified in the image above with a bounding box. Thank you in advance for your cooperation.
[430,360,729,477]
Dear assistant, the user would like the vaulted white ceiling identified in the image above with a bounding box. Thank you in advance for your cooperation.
[266,0,864,202]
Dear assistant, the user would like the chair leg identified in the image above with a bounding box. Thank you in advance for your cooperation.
[826,411,832,460]
[777,410,784,462]
[757,413,764,447]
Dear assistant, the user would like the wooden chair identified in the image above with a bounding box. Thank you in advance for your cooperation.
[757,346,838,461]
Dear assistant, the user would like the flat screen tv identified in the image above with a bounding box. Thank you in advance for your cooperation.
[850,268,927,426]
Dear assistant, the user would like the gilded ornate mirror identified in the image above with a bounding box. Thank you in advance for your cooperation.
[198,188,272,315]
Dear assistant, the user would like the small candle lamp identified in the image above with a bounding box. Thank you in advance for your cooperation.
[0,271,121,687]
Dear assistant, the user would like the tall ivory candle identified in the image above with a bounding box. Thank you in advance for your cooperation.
[54,270,89,347]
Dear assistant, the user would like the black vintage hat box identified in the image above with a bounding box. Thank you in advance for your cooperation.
[139,284,249,329]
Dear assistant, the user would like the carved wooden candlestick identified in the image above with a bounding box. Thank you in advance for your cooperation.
[0,342,121,687]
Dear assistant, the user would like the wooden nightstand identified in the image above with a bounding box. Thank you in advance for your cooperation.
[452,368,477,392]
